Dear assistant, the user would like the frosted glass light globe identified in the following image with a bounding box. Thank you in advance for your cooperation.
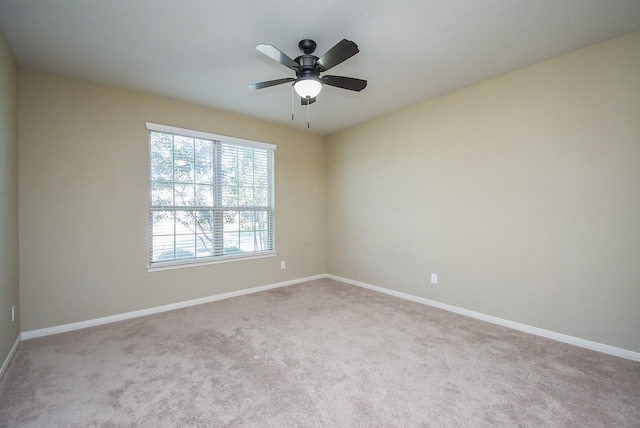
[294,78,322,98]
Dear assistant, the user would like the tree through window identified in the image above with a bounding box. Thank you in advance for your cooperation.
[147,123,275,266]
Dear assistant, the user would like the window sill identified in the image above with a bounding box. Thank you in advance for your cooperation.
[147,251,277,272]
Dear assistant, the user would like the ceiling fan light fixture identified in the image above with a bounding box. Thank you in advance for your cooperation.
[294,77,322,99]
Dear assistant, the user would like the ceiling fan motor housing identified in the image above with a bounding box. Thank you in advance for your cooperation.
[295,39,322,80]
[295,56,320,78]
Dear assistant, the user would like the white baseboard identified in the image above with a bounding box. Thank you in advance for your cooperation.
[0,334,21,380]
[18,272,639,363]
[21,274,326,341]
[327,274,640,363]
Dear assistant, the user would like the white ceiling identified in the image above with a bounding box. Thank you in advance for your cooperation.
[1,0,639,135]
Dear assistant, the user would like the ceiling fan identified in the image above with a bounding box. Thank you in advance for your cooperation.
[249,39,367,108]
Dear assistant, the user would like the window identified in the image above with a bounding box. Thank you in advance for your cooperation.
[147,123,276,270]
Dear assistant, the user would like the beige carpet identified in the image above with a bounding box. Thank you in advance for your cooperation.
[1,278,639,427]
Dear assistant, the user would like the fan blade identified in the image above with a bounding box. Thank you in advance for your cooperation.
[322,75,367,92]
[301,97,316,105]
[317,39,359,71]
[249,78,294,90]
[256,44,300,70]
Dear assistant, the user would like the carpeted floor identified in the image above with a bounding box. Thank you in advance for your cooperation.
[1,278,639,427]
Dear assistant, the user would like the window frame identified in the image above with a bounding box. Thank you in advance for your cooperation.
[146,122,277,272]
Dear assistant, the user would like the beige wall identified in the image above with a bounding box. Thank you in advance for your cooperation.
[327,32,640,352]
[0,27,19,364]
[19,70,326,331]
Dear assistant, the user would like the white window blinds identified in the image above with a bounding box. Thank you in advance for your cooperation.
[147,123,276,266]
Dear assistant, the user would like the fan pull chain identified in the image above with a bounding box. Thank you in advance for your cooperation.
[291,86,294,121]
[307,97,310,128]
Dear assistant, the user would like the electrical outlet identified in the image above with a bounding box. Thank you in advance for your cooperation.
[281,261,286,269]
[430,273,438,284]
[11,305,15,322]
